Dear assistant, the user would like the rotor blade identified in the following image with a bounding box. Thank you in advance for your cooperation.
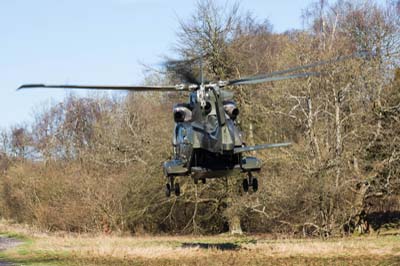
[165,57,200,65]
[17,84,192,92]
[165,58,201,85]
[228,72,319,86]
[234,142,292,154]
[227,50,369,86]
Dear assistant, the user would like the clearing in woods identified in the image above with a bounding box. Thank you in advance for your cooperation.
[0,223,399,266]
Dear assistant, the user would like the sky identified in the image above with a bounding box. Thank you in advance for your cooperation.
[0,0,362,128]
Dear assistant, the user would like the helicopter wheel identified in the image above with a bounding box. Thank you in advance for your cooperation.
[174,183,181,196]
[165,183,171,197]
[201,178,206,184]
[194,177,198,185]
[252,178,258,192]
[242,179,249,192]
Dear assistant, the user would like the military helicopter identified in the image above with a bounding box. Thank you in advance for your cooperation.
[18,51,368,197]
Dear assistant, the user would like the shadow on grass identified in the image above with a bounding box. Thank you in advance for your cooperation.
[181,242,240,251]
[366,211,400,231]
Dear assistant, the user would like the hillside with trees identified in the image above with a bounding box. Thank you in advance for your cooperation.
[0,0,399,237]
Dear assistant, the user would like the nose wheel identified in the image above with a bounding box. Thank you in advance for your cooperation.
[243,173,258,192]
[165,176,181,197]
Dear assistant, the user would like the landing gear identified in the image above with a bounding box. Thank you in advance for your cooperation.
[242,178,249,192]
[174,182,181,196]
[252,177,258,192]
[165,183,171,197]
[166,176,181,197]
[243,173,258,193]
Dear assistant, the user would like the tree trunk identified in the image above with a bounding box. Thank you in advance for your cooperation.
[228,213,243,235]
[306,96,321,162]
[225,177,243,235]
[334,88,342,188]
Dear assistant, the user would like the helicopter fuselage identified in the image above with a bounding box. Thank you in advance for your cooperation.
[163,87,262,182]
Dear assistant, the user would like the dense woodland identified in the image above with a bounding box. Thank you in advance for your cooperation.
[0,0,399,237]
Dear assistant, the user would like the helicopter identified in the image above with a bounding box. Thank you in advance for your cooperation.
[18,51,368,197]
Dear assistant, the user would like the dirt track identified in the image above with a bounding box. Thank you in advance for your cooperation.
[0,237,21,266]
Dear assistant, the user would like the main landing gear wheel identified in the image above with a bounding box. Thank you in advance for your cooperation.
[165,183,171,197]
[174,183,181,196]
[252,178,258,192]
[242,179,249,192]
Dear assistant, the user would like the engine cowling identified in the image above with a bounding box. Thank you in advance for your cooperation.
[223,100,239,120]
[173,104,192,123]
[204,101,212,115]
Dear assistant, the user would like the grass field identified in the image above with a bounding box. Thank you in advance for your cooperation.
[0,222,399,266]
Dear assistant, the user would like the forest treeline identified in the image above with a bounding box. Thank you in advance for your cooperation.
[0,0,399,236]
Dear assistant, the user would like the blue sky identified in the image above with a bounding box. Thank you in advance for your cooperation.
[0,0,356,128]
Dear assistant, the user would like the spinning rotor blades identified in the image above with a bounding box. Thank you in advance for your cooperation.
[226,50,369,87]
[18,51,371,92]
[17,84,191,92]
[227,72,319,86]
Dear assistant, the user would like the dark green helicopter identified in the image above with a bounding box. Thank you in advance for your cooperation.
[18,51,368,197]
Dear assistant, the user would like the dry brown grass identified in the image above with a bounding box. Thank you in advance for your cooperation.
[0,220,399,265]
